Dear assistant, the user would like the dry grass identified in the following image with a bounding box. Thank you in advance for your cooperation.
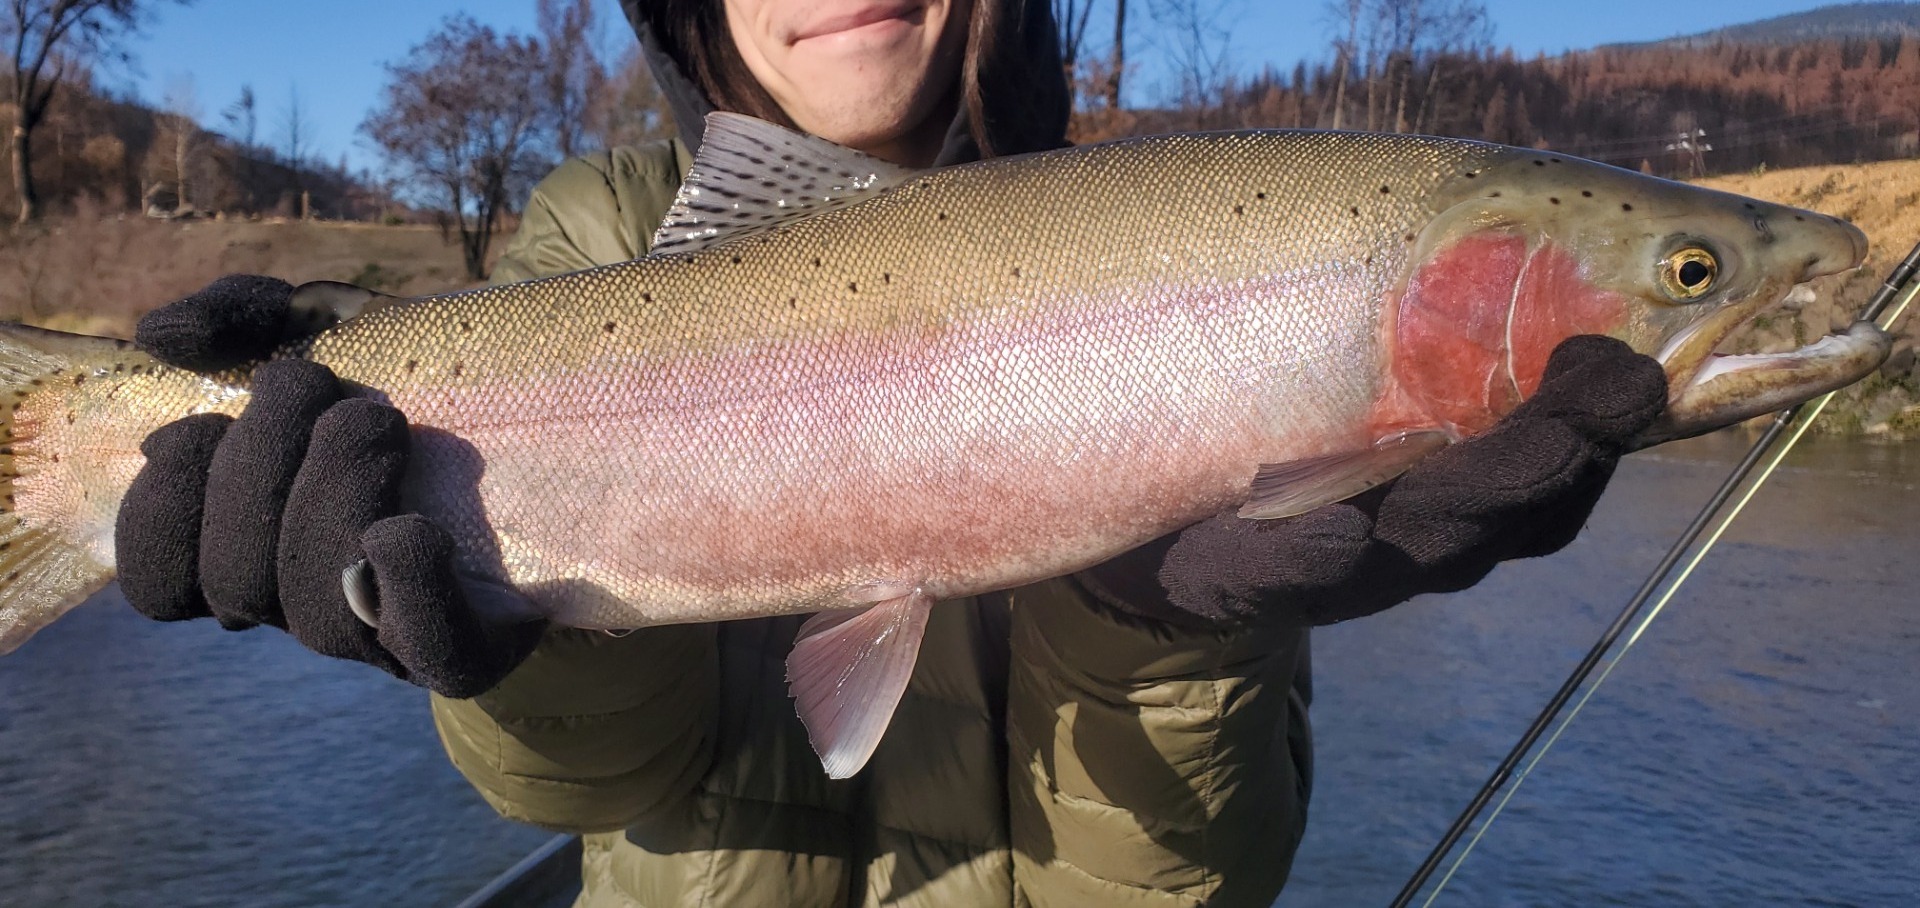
[0,199,478,339]
[1699,161,1920,436]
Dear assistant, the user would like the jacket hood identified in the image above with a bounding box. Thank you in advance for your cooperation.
[619,0,1067,165]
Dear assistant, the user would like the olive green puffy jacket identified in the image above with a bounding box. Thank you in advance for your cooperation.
[430,140,1314,908]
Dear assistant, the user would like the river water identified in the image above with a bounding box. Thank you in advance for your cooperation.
[1,433,1914,907]
[1283,432,1920,907]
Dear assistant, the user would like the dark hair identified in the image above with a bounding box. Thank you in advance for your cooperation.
[631,0,1069,159]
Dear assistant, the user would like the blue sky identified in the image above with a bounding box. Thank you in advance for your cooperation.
[112,0,1857,174]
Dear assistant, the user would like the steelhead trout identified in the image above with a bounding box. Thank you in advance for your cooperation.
[0,114,1891,777]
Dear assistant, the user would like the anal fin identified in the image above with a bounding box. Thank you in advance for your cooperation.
[1238,430,1450,520]
[786,582,934,779]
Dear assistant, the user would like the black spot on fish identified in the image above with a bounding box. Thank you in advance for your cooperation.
[1349,206,1360,216]
[937,212,948,221]
[1550,157,1563,163]
[848,281,858,293]
[1256,191,1268,199]
[604,321,617,334]
[1793,214,1805,222]
[1490,191,1502,198]
[1465,171,1478,179]
[812,257,822,267]
[1534,160,1546,167]
[404,360,418,373]
[1581,190,1593,198]
[1012,267,1022,278]
[730,255,742,265]
[1550,197,1561,205]
[1380,185,1391,194]
[1622,203,1634,211]
[642,292,654,303]
[459,321,473,333]
[1234,204,1244,214]
[1404,232,1416,242]
[882,273,892,284]
[452,362,464,378]
[788,297,798,308]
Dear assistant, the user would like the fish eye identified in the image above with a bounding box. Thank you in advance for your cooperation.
[1659,246,1719,301]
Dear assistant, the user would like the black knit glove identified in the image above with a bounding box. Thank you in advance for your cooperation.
[115,275,542,697]
[1082,335,1669,629]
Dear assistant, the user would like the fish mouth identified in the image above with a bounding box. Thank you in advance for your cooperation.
[1637,278,1893,447]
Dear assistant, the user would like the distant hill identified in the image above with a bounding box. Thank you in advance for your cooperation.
[0,74,401,222]
[1615,2,1920,48]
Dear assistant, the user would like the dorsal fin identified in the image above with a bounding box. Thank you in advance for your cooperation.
[650,112,916,256]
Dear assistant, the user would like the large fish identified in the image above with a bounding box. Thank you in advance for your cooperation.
[0,114,1891,777]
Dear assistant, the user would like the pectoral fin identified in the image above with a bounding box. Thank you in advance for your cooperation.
[1238,431,1450,519]
[786,582,934,779]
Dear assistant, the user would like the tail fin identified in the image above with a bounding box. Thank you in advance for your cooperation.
[0,324,147,655]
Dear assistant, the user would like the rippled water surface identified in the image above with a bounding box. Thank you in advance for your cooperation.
[0,603,552,906]
[1281,433,1920,907]
[1,433,1914,907]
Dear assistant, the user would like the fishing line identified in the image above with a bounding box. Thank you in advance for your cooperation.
[1389,239,1920,908]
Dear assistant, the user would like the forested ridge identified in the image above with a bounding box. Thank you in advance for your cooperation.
[1085,35,1920,179]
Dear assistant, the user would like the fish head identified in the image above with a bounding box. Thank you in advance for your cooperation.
[1390,149,1889,444]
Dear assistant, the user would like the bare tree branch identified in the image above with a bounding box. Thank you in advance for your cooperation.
[1,0,186,222]
[362,15,556,280]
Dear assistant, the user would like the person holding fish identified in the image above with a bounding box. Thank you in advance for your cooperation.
[98,0,1745,905]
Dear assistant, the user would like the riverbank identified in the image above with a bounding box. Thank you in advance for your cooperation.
[0,205,482,337]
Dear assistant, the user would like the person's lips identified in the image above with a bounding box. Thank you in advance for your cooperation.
[789,2,922,43]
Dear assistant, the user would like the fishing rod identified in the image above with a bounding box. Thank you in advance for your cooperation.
[1387,237,1920,908]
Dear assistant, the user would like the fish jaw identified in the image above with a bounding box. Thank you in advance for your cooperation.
[1638,319,1892,446]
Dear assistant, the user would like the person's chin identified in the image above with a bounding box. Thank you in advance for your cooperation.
[799,98,921,147]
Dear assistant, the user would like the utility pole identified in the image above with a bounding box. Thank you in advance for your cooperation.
[1664,127,1711,178]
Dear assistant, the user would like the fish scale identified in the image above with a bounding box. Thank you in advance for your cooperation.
[0,114,1887,778]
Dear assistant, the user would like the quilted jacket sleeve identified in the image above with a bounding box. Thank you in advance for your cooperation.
[1007,574,1313,907]
[428,142,718,834]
